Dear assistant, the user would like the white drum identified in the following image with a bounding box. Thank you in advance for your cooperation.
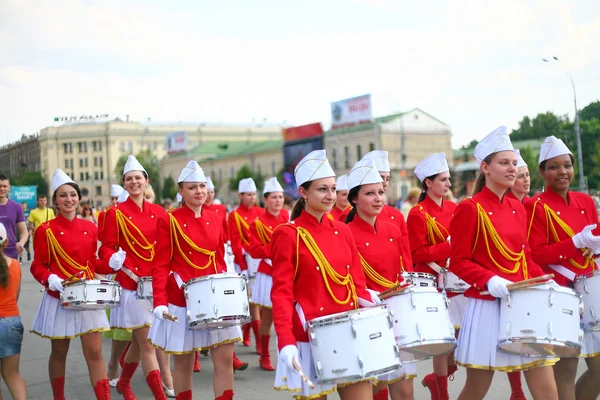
[384,287,456,362]
[575,270,600,332]
[498,283,583,358]
[402,272,436,288]
[437,269,471,293]
[307,306,401,385]
[183,273,251,330]
[244,253,260,278]
[136,276,153,300]
[61,279,121,310]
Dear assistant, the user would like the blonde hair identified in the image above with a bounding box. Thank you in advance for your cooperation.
[144,185,156,203]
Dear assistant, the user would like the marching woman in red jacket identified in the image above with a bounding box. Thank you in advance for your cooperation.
[450,127,558,400]
[248,177,289,371]
[271,150,381,399]
[344,158,412,400]
[149,161,241,400]
[328,174,350,221]
[30,169,113,399]
[525,136,600,400]
[99,155,168,400]
[506,150,530,203]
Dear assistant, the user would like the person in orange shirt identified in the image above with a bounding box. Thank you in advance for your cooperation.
[450,127,557,400]
[247,177,289,371]
[525,136,600,400]
[344,158,412,400]
[149,161,240,400]
[328,174,350,221]
[506,150,530,203]
[272,150,381,399]
[0,223,27,400]
[30,169,113,400]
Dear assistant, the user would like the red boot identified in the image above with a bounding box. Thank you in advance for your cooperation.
[435,375,449,400]
[145,369,167,400]
[193,351,201,372]
[93,379,111,400]
[508,371,527,400]
[215,389,234,399]
[232,352,248,371]
[374,387,389,400]
[119,342,132,369]
[259,335,275,371]
[176,391,192,400]
[447,364,458,381]
[241,323,251,347]
[51,376,65,400]
[116,362,139,400]
[251,320,262,355]
[421,373,439,400]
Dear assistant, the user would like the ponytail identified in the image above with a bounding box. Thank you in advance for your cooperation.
[417,180,428,203]
[291,181,313,221]
[472,153,495,195]
[0,244,8,289]
[344,186,361,224]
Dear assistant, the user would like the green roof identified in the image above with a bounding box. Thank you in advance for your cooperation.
[453,138,545,159]
[187,140,283,160]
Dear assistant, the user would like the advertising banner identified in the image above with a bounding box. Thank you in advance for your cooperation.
[283,123,323,142]
[166,131,187,154]
[282,137,324,198]
[330,94,373,129]
[9,186,37,209]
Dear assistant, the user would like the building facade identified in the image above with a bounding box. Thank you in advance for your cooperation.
[0,134,41,177]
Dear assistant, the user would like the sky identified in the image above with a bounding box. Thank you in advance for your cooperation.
[1,0,599,148]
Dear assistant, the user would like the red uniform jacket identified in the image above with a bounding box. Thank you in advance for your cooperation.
[99,197,166,291]
[407,195,456,276]
[329,205,349,222]
[227,205,263,271]
[204,203,229,242]
[271,210,371,351]
[152,206,226,308]
[248,210,289,276]
[347,216,406,292]
[524,188,599,287]
[31,214,111,299]
[449,186,545,301]
[97,205,117,243]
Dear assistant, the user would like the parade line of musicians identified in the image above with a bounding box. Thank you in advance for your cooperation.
[3,125,600,400]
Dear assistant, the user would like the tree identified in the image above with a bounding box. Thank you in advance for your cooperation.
[114,149,161,201]
[162,176,177,201]
[228,165,264,193]
[11,170,49,195]
[580,101,600,122]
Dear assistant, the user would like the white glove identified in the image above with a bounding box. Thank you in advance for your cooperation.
[486,276,512,298]
[279,345,300,371]
[367,289,382,305]
[447,236,451,244]
[240,270,249,280]
[48,274,64,293]
[153,305,169,321]
[358,289,382,307]
[109,248,127,271]
[572,224,600,250]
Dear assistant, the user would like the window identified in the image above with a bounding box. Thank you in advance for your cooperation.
[98,141,103,151]
[94,157,98,167]
[85,172,90,181]
[65,159,69,169]
[100,171,104,180]
[80,158,84,168]
[369,142,375,152]
[99,157,103,167]
[271,160,276,176]
[356,145,362,160]
[93,141,98,152]
[94,171,99,180]
[230,166,235,178]
[95,186,102,196]
[344,146,350,169]
[63,143,72,154]
[80,172,85,181]
[127,142,133,152]
[332,149,338,170]
[119,142,125,152]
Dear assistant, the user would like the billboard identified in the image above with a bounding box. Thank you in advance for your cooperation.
[9,186,37,209]
[330,94,373,129]
[166,131,187,154]
[283,123,323,142]
[282,137,324,198]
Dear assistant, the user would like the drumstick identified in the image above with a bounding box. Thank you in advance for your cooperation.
[379,284,410,301]
[378,282,410,298]
[292,358,315,389]
[162,312,180,323]
[480,274,555,295]
[40,271,85,292]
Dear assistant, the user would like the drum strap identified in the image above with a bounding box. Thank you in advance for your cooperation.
[120,266,139,283]
[174,272,184,288]
[548,264,576,281]
[427,262,442,273]
[295,303,307,331]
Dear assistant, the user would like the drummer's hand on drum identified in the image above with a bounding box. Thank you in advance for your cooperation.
[279,345,300,372]
[486,276,512,298]
[47,274,64,293]
[572,224,600,250]
[109,248,127,271]
[153,305,169,321]
[358,289,382,307]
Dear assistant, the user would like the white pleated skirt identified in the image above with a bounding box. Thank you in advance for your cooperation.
[110,289,153,330]
[250,272,273,308]
[455,298,558,371]
[378,361,417,384]
[448,294,468,329]
[31,292,110,339]
[148,304,242,354]
[581,330,600,358]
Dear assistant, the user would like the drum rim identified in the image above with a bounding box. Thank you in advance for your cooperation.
[575,269,600,282]
[188,315,251,330]
[137,276,153,282]
[182,273,245,287]
[307,305,388,326]
[504,284,578,295]
[61,300,120,309]
[384,286,443,298]
[498,337,582,357]
[402,272,436,279]
[62,279,121,287]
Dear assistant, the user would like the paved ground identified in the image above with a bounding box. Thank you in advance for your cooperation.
[2,258,587,399]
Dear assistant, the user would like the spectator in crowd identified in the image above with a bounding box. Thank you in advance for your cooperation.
[400,187,422,220]
[0,175,28,259]
[18,202,31,262]
[79,205,97,225]
[28,195,55,233]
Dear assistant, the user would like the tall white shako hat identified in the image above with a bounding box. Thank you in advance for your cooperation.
[347,158,383,190]
[294,150,335,186]
[414,153,449,182]
[122,155,147,176]
[514,149,528,168]
[361,150,390,173]
[111,184,124,198]
[538,136,572,165]
[263,177,284,195]
[336,174,349,191]
[474,126,514,164]
[178,160,206,183]
[238,178,257,193]
[206,176,215,190]
[52,169,76,194]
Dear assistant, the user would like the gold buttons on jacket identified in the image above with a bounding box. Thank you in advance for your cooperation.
[365,243,369,247]
[151,215,155,219]
[316,266,320,271]
[60,232,64,235]
[320,307,324,311]
[206,222,210,225]
[350,302,354,307]
[334,231,338,235]
[129,216,132,220]
[488,212,493,215]
[184,224,187,227]
[391,216,395,220]
[557,212,561,216]
[582,210,585,214]
[346,265,350,270]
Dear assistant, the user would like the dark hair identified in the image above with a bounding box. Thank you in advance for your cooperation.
[0,174,8,182]
[122,170,148,184]
[417,173,441,203]
[284,194,294,206]
[472,153,495,195]
[539,154,575,172]
[0,241,8,289]
[291,182,313,221]
[344,186,361,223]
[52,182,82,204]
[38,194,47,199]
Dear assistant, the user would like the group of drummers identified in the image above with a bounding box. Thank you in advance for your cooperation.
[27,125,600,400]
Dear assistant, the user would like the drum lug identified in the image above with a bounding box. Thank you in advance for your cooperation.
[394,344,401,360]
[507,294,512,308]
[548,321,553,336]
[410,290,416,309]
[591,305,597,322]
[211,279,216,293]
[444,293,450,309]
[357,355,364,372]
[316,361,323,377]
[505,321,511,337]
[186,310,192,322]
[83,282,88,302]
[309,328,317,346]
[549,289,555,307]
[416,323,422,339]
[387,312,394,330]
[241,279,246,292]
[579,329,584,343]
[351,322,357,338]
[214,304,218,317]
[583,277,589,295]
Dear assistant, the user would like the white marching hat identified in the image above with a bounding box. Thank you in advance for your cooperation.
[474,126,514,164]
[263,177,284,195]
[238,178,257,193]
[347,158,383,190]
[122,155,147,176]
[111,184,124,198]
[117,190,129,203]
[414,153,449,182]
[336,174,349,191]
[362,150,390,173]
[294,150,335,187]
[206,176,215,190]
[538,136,572,165]
[0,223,7,245]
[515,149,528,168]
[52,169,75,194]
[178,160,206,183]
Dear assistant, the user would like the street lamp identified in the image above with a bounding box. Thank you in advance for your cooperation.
[542,56,585,192]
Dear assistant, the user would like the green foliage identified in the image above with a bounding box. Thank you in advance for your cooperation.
[11,170,49,195]
[228,165,264,193]
[162,176,177,201]
[510,112,569,142]
[580,101,600,122]
[114,149,161,200]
